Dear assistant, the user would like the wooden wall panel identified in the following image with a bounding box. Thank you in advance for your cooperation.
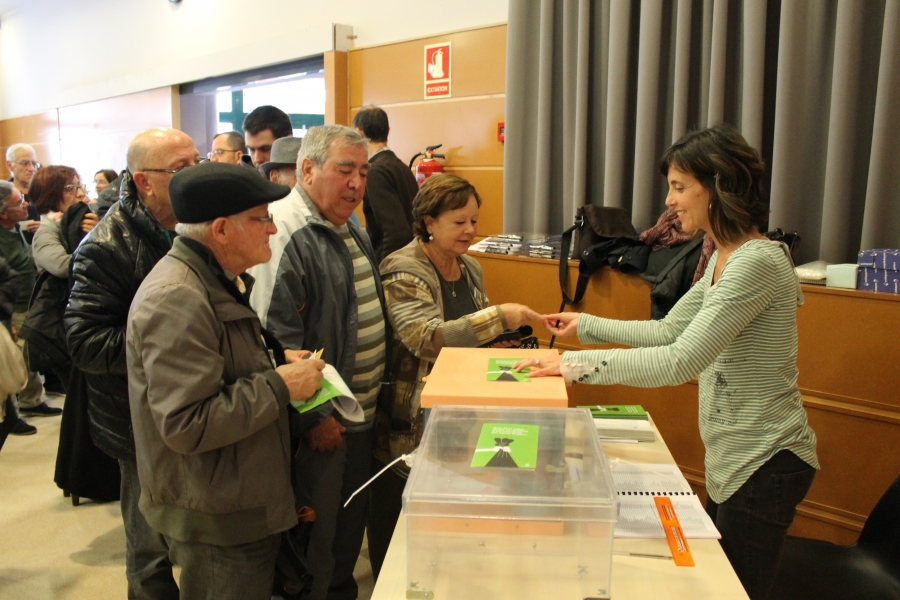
[468,251,900,546]
[57,87,176,180]
[797,286,900,411]
[802,397,900,517]
[351,97,505,168]
[349,25,507,234]
[349,25,506,106]
[474,254,652,323]
[325,51,350,126]
[0,111,61,179]
[444,167,503,236]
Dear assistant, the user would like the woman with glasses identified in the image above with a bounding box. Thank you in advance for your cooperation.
[24,166,117,506]
[31,167,98,280]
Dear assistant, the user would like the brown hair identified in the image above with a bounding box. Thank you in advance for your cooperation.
[29,165,79,214]
[95,169,118,185]
[659,123,768,245]
[412,174,482,241]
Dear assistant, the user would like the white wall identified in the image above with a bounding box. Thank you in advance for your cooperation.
[0,0,508,120]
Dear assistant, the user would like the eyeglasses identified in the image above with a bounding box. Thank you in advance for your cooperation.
[14,160,40,169]
[64,183,87,194]
[247,213,275,224]
[140,158,207,175]
[208,148,242,158]
[2,197,26,210]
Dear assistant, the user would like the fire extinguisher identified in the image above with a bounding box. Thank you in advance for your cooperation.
[408,144,445,186]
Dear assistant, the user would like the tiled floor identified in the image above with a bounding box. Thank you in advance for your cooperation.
[0,395,374,599]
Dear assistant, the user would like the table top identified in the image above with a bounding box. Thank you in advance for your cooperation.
[370,416,750,600]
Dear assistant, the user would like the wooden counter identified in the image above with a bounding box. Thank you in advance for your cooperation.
[469,250,900,545]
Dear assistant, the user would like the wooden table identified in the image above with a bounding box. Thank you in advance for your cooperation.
[371,417,749,600]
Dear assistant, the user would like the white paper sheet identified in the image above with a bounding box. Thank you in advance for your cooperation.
[610,462,721,539]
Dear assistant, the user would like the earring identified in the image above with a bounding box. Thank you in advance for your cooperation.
[428,234,434,241]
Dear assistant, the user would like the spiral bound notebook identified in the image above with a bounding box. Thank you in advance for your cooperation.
[611,463,721,539]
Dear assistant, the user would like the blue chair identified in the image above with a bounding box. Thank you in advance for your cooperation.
[769,473,900,600]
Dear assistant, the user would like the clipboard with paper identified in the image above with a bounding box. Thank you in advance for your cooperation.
[290,363,364,423]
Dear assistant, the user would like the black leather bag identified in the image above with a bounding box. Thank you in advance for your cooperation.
[551,207,638,348]
[571,205,638,258]
[559,206,638,307]
[764,228,801,262]
[480,325,539,349]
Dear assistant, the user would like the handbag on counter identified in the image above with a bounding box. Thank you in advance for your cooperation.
[558,206,638,306]
[570,205,638,259]
[552,205,638,347]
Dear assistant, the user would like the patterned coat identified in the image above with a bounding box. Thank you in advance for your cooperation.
[375,240,508,468]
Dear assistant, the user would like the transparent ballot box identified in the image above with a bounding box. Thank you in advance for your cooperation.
[402,405,617,600]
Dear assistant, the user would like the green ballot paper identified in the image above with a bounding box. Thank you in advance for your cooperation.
[578,405,649,420]
[486,358,531,382]
[471,423,539,469]
[291,363,364,423]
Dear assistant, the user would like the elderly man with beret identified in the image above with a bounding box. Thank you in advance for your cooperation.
[126,162,326,599]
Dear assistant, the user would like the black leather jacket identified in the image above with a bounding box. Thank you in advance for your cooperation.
[65,192,173,461]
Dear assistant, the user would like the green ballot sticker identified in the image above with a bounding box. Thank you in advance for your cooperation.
[471,423,539,469]
[291,379,341,413]
[487,358,531,382]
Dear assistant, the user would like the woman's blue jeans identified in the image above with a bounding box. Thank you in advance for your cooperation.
[705,449,816,600]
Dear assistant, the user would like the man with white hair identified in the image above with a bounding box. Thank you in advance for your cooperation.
[66,127,200,599]
[127,162,325,599]
[5,143,41,243]
[248,124,389,600]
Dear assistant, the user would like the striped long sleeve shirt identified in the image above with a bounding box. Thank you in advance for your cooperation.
[561,240,818,502]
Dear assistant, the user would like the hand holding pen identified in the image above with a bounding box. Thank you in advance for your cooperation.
[542,312,580,337]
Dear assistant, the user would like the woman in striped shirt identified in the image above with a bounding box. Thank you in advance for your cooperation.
[521,124,818,600]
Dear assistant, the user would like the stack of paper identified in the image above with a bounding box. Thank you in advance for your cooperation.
[579,404,649,420]
[610,463,721,539]
[593,417,656,442]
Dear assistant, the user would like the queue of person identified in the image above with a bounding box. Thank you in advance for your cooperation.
[0,118,815,600]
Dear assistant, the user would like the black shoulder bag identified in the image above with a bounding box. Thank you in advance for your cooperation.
[552,206,637,347]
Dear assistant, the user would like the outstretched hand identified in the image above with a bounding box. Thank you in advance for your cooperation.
[498,303,542,330]
[543,312,580,338]
[512,353,561,378]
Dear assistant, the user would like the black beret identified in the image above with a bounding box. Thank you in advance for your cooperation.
[169,162,290,224]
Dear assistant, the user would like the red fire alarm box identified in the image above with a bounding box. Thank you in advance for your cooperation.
[498,122,505,142]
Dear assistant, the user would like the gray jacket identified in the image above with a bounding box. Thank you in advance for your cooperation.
[32,214,69,277]
[126,237,296,546]
[248,186,390,430]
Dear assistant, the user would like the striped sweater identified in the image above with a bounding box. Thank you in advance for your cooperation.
[561,240,818,502]
[324,222,386,421]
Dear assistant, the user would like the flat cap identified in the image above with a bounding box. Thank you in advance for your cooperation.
[169,162,290,224]
[260,136,303,178]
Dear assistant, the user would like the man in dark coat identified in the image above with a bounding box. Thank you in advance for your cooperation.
[65,127,199,599]
[353,105,419,263]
